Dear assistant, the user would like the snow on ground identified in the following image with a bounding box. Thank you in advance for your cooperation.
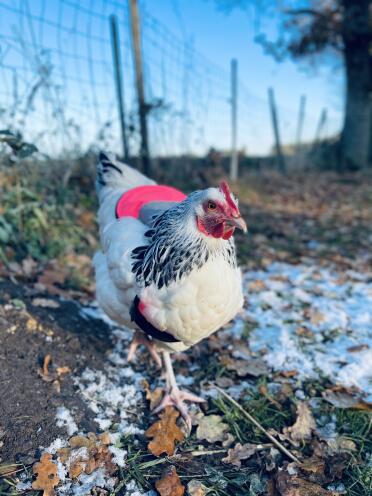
[18,262,371,494]
[234,262,372,401]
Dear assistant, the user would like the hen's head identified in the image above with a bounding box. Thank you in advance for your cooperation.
[192,180,247,240]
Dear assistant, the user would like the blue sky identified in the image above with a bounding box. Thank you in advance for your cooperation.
[142,0,344,134]
[0,0,344,156]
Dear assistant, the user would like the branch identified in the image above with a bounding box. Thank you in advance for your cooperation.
[216,386,301,464]
[284,8,327,18]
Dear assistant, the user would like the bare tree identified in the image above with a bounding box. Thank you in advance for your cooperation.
[216,0,371,169]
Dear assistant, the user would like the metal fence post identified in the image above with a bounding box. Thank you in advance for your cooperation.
[230,58,238,182]
[268,87,286,172]
[109,14,129,162]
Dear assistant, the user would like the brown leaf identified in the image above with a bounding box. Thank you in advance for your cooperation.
[57,433,117,479]
[155,466,185,496]
[36,262,69,297]
[309,311,326,326]
[346,344,369,353]
[43,354,52,376]
[32,453,60,496]
[221,355,269,377]
[280,370,298,378]
[295,326,313,338]
[283,402,316,443]
[248,279,266,292]
[0,463,21,476]
[143,380,163,410]
[322,388,372,411]
[222,442,258,467]
[145,407,185,456]
[276,469,338,496]
[38,355,70,385]
[259,384,282,410]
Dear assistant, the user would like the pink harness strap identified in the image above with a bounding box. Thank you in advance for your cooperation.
[116,184,186,219]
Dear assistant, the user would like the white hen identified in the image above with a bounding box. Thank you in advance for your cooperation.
[93,152,246,427]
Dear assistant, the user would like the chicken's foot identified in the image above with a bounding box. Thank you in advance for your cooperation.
[153,351,205,430]
[127,330,162,368]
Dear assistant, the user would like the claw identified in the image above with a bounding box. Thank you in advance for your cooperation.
[153,386,205,431]
[127,330,162,368]
[154,351,206,431]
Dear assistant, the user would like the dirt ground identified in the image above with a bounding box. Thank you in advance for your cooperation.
[0,281,113,464]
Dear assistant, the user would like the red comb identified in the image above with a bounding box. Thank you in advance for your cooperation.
[220,180,239,215]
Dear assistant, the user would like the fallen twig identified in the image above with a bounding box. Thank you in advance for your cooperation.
[215,386,301,464]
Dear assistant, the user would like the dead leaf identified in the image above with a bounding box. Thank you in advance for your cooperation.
[155,466,185,496]
[283,402,316,443]
[36,262,69,297]
[32,453,60,496]
[346,343,369,352]
[295,326,313,338]
[145,407,185,456]
[309,310,326,326]
[26,317,38,331]
[280,370,299,378]
[248,279,266,292]
[195,414,230,444]
[0,463,22,476]
[276,469,338,496]
[32,298,60,309]
[259,384,282,409]
[22,257,38,277]
[322,388,372,411]
[143,379,163,410]
[222,442,257,467]
[43,354,52,376]
[221,356,269,377]
[57,432,116,479]
[38,355,70,385]
[187,480,209,496]
[56,366,71,376]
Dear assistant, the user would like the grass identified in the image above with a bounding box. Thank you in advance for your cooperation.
[336,410,372,496]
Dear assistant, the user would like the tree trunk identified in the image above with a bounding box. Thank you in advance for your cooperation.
[340,0,371,169]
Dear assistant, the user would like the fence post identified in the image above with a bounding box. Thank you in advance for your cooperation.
[109,15,129,162]
[295,94,306,151]
[268,87,286,172]
[314,108,327,145]
[230,58,238,182]
[129,0,151,175]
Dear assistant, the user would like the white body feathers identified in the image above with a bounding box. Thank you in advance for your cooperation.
[94,155,243,352]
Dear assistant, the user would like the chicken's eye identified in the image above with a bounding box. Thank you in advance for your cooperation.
[207,201,217,211]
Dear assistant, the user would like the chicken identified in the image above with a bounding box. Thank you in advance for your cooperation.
[94,152,247,428]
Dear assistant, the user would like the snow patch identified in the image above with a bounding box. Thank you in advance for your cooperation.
[238,262,372,400]
[55,407,78,436]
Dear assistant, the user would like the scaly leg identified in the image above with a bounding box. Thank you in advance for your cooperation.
[153,351,205,430]
[127,330,162,368]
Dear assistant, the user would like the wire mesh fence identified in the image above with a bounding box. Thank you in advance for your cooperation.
[0,0,342,164]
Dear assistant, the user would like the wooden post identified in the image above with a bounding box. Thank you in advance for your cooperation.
[109,15,129,162]
[295,95,306,151]
[314,108,327,145]
[129,0,151,175]
[230,58,238,181]
[268,87,286,172]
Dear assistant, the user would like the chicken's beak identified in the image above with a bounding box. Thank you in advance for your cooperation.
[230,216,248,233]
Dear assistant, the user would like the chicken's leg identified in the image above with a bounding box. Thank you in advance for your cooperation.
[127,330,162,368]
[153,351,205,430]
